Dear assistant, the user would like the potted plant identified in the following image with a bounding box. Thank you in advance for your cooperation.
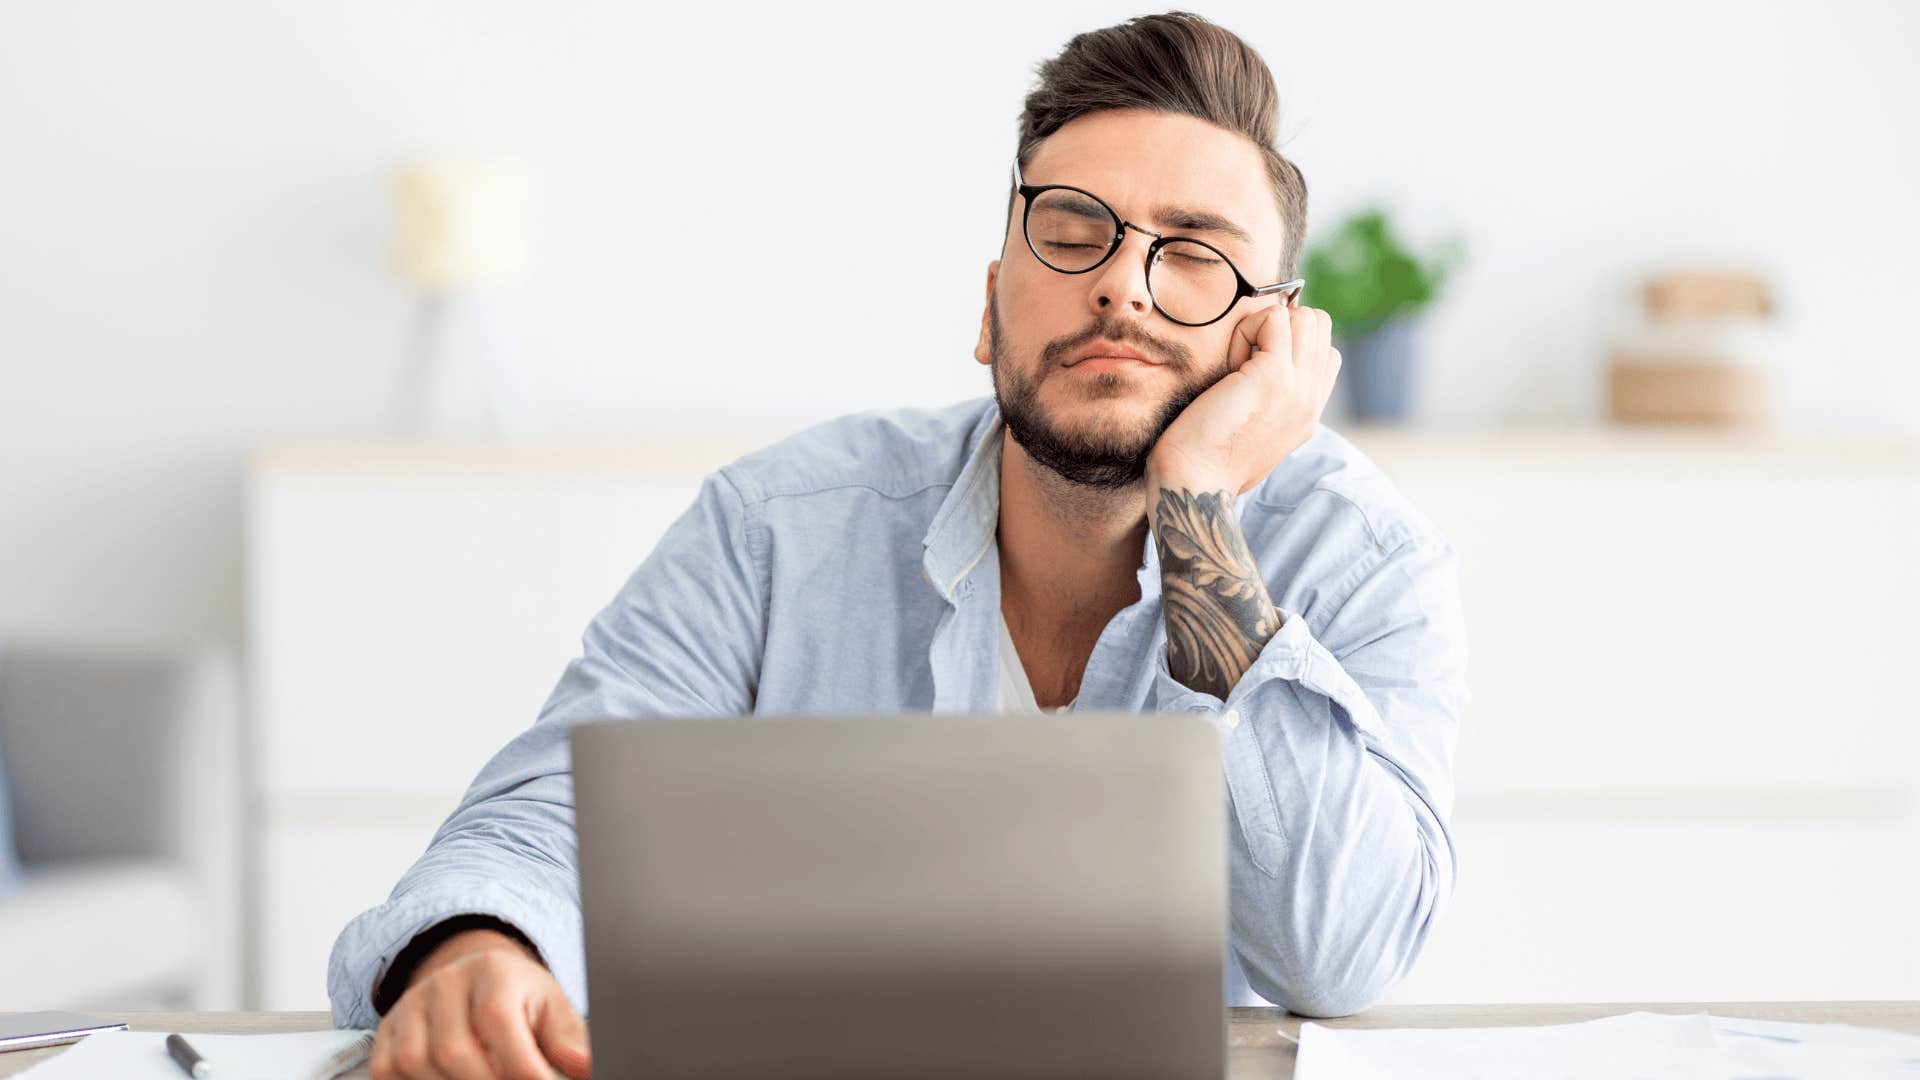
[1300,209,1464,422]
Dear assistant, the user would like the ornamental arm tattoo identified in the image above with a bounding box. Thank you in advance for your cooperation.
[1154,487,1282,699]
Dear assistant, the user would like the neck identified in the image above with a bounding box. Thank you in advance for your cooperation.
[996,429,1148,620]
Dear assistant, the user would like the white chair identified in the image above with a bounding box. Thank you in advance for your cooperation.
[0,639,242,1010]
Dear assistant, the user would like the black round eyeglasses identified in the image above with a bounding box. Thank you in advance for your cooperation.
[1012,158,1304,328]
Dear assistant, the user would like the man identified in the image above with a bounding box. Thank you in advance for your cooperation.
[332,12,1468,1079]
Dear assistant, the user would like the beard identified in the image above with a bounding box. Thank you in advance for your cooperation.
[987,292,1219,490]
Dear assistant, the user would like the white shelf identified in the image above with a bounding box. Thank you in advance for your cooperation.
[249,426,1920,475]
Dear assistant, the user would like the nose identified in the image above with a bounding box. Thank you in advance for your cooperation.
[1087,222,1159,320]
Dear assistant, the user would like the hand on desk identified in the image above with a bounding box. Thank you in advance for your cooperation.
[369,927,591,1080]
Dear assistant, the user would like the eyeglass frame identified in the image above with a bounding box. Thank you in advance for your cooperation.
[1011,157,1305,328]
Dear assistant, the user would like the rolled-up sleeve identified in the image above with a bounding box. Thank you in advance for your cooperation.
[1152,530,1468,1018]
[326,467,767,1029]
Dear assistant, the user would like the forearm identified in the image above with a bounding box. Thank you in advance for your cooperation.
[328,740,592,1029]
[1141,514,1469,1015]
[1147,470,1281,698]
[330,468,768,1031]
[1222,680,1453,1016]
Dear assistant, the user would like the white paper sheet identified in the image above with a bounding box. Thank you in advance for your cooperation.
[1294,1010,1920,1080]
[13,1028,374,1080]
[1296,1011,1721,1079]
[1709,1014,1920,1079]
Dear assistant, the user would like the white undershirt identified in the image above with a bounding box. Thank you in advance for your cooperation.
[998,608,1076,714]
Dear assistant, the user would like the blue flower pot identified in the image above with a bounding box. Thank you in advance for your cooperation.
[1340,316,1423,423]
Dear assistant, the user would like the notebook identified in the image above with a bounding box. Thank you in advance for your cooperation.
[13,1028,374,1079]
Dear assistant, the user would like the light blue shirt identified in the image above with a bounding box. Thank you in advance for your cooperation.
[327,395,1469,1027]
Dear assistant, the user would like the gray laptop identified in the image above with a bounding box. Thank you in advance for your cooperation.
[570,711,1227,1079]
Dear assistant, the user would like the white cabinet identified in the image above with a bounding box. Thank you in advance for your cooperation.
[1355,429,1920,1004]
[247,442,742,1009]
[246,430,1920,1009]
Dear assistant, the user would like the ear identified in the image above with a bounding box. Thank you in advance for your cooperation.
[973,260,1000,367]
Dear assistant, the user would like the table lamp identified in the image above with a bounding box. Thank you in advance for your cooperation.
[389,159,529,438]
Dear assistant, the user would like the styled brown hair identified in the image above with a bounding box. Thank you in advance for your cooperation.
[1009,10,1307,281]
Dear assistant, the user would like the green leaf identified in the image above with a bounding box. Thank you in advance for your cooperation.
[1300,208,1464,341]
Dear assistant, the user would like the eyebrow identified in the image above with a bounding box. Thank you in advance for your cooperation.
[1045,186,1255,250]
[1149,203,1256,250]
[1024,153,1263,252]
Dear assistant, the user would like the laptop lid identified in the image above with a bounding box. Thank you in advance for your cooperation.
[572,711,1226,1080]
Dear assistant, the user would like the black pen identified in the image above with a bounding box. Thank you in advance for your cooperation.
[166,1033,210,1077]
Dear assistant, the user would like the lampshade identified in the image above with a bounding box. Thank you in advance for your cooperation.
[392,160,529,289]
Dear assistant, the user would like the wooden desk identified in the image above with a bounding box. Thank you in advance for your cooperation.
[3,1003,1916,1078]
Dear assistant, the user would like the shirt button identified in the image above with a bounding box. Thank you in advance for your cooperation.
[1222,709,1242,730]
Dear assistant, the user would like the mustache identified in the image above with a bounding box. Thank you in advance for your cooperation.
[1042,318,1195,372]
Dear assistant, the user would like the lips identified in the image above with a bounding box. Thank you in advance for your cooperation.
[1068,340,1158,367]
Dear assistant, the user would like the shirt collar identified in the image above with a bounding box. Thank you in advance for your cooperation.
[920,401,1005,603]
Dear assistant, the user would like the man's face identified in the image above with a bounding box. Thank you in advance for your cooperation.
[974,108,1287,489]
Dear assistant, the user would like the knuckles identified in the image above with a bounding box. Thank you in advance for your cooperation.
[473,997,519,1030]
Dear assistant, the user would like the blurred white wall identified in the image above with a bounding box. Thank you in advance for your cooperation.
[1,0,1916,649]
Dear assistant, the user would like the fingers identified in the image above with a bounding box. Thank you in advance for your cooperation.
[1285,306,1340,411]
[532,983,594,1080]
[1323,345,1343,405]
[471,956,570,1080]
[1231,299,1290,375]
[1226,307,1259,373]
[371,979,488,1080]
[1241,301,1328,390]
[427,979,501,1080]
[371,1007,417,1080]
[1286,304,1331,370]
